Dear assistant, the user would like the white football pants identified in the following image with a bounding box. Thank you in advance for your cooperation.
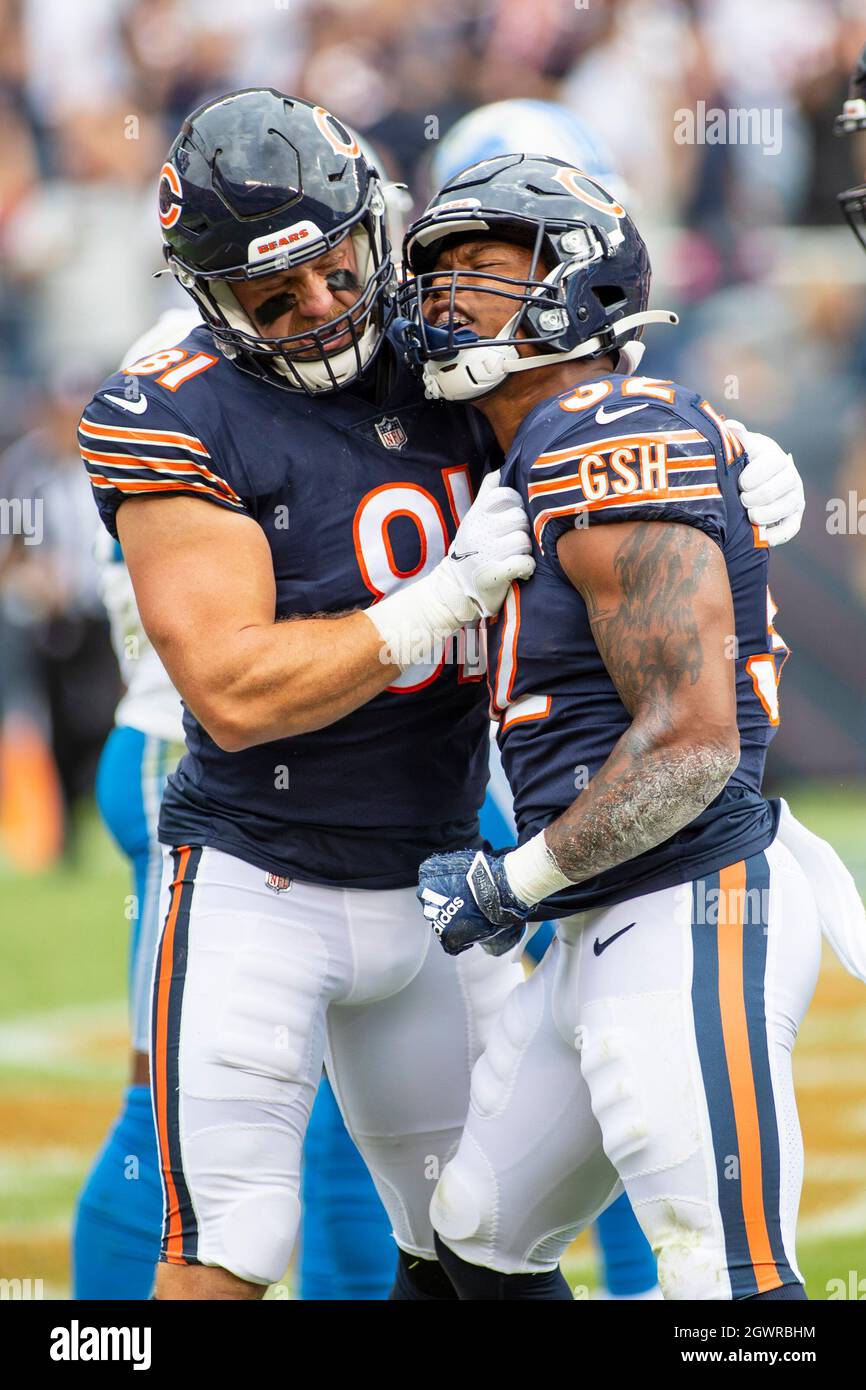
[149,844,522,1286]
[431,839,822,1300]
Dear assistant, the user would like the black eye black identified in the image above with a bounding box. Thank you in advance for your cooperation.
[255,292,294,327]
[253,269,359,326]
[327,268,360,292]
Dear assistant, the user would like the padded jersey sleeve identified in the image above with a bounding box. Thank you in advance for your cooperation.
[523,392,735,556]
[78,388,251,539]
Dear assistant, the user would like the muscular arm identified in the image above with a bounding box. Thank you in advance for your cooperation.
[543,520,740,883]
[118,496,398,751]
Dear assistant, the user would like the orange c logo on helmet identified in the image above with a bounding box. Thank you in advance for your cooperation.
[158,162,182,229]
[552,167,625,219]
[313,106,361,158]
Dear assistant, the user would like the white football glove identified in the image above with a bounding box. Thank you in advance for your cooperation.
[364,469,534,668]
[443,469,534,619]
[727,421,805,546]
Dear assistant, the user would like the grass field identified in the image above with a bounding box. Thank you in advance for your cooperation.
[1,784,865,1299]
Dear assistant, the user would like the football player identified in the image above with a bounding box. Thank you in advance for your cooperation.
[423,99,810,1303]
[72,306,397,1301]
[78,90,536,1301]
[406,155,824,1300]
[430,100,664,1303]
[72,317,188,1298]
[430,98,630,210]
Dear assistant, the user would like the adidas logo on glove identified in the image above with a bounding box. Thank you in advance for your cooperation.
[430,897,464,935]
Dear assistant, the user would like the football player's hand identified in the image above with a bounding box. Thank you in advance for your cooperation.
[728,421,805,546]
[443,470,535,618]
[418,847,532,956]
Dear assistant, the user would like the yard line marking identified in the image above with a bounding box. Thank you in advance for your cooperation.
[798,1193,866,1242]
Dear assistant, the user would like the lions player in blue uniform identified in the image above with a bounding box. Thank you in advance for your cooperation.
[408,155,822,1299]
[72,518,185,1299]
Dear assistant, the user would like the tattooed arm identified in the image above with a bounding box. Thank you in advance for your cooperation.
[418,517,742,953]
[540,519,739,885]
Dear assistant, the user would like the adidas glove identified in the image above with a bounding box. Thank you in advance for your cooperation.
[418,848,532,957]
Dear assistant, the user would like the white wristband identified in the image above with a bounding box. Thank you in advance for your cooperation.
[363,564,473,670]
[504,830,572,907]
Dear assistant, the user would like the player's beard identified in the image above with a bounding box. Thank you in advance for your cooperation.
[291,286,367,360]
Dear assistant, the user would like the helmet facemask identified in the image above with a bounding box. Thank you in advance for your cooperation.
[836,96,866,255]
[400,208,674,403]
[835,73,866,254]
[839,183,866,255]
[167,181,395,395]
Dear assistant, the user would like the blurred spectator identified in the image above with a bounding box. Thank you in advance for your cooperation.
[0,370,121,851]
[2,103,173,379]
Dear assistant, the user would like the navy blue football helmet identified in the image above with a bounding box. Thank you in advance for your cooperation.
[835,42,866,254]
[159,88,395,393]
[399,153,676,401]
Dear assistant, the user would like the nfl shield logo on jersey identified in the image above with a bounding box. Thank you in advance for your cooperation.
[375,416,407,450]
[265,872,292,893]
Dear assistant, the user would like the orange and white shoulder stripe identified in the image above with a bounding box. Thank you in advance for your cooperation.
[527,462,718,502]
[78,414,244,508]
[532,483,723,550]
[79,416,211,457]
[529,428,709,471]
[526,430,723,550]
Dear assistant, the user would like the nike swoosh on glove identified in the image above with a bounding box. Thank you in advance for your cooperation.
[443,469,535,618]
[727,421,805,546]
[418,848,531,956]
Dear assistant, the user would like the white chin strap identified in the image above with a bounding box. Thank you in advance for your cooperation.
[210,226,383,392]
[422,309,678,403]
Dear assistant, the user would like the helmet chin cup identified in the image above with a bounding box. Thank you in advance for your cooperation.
[422,310,522,402]
[422,341,519,401]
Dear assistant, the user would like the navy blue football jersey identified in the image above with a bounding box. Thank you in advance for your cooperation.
[79,327,497,889]
[489,373,788,916]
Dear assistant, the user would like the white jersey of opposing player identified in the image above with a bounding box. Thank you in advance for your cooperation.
[95,307,200,744]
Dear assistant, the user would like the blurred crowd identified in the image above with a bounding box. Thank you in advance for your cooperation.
[1,0,865,863]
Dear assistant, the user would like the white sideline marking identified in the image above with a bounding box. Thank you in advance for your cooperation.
[0,1149,91,1184]
[806,1152,866,1182]
[0,1000,126,1070]
[799,1193,866,1242]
